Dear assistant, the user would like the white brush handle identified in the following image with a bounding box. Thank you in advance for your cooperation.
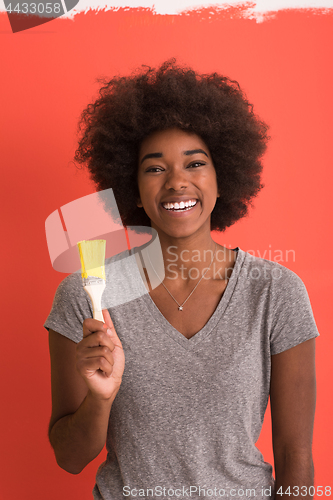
[83,283,106,322]
[93,309,104,322]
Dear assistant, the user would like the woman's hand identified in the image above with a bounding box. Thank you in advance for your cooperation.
[48,313,123,473]
[76,309,125,401]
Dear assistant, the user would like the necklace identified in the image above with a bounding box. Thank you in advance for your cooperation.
[147,243,217,311]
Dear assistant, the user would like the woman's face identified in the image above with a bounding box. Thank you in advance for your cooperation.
[137,128,220,240]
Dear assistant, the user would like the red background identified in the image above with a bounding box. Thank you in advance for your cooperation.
[1,5,332,499]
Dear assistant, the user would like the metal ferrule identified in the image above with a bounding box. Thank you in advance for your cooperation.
[82,277,105,286]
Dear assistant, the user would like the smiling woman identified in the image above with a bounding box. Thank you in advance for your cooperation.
[44,59,319,500]
[137,128,220,240]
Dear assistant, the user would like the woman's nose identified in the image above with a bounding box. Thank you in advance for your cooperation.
[164,167,188,191]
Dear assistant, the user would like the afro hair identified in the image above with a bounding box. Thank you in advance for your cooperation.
[74,59,269,232]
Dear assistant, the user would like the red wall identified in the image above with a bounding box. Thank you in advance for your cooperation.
[1,6,332,498]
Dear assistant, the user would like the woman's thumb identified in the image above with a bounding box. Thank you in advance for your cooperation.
[102,308,113,328]
[102,309,123,348]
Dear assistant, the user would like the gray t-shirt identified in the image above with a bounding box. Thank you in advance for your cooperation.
[44,248,319,500]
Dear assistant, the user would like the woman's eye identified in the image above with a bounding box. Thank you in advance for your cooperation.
[187,162,205,168]
[146,167,164,173]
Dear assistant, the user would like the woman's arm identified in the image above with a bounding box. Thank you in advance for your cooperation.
[48,311,125,474]
[270,338,317,499]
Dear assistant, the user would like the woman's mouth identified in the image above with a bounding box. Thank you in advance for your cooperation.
[161,199,198,212]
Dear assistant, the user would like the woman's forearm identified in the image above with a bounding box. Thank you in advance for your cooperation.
[274,453,314,499]
[49,389,116,474]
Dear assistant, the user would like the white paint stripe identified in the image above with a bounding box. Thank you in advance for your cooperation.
[68,0,333,17]
[1,0,333,17]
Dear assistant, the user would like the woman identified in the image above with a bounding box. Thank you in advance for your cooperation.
[45,60,319,499]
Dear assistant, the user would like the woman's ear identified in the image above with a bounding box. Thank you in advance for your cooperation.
[137,198,143,208]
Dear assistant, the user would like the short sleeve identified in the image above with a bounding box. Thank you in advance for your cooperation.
[44,273,93,343]
[269,268,320,355]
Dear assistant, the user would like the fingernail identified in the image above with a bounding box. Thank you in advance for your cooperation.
[107,328,112,336]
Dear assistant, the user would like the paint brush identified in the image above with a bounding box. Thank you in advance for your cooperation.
[77,239,106,322]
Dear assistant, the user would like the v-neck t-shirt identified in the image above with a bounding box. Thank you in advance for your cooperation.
[44,247,319,500]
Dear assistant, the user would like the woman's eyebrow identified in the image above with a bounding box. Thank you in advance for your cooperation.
[183,149,208,157]
[140,152,163,164]
[141,149,208,164]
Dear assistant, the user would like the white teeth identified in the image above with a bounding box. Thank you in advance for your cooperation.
[162,199,198,211]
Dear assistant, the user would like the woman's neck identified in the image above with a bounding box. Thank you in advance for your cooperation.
[163,241,215,276]
[149,228,233,285]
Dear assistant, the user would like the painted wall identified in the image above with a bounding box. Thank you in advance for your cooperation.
[1,4,332,498]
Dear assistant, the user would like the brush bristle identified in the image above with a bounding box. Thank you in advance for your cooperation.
[77,240,106,280]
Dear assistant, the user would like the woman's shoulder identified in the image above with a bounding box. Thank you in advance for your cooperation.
[241,249,304,286]
[239,249,312,311]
